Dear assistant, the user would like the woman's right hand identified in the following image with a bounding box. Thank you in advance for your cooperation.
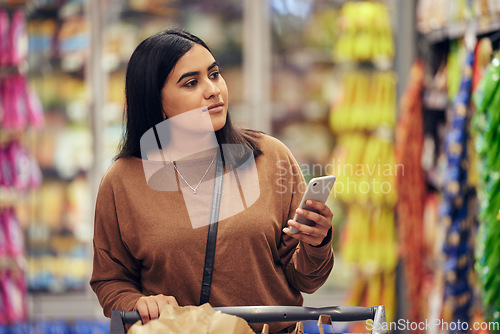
[134,294,178,324]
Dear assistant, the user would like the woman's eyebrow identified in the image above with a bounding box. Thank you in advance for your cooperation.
[208,61,218,71]
[177,71,198,83]
[176,62,218,84]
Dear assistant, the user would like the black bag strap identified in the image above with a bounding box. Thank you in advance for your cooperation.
[199,149,224,305]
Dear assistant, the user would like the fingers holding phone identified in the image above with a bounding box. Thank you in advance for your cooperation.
[283,199,334,246]
[282,176,336,246]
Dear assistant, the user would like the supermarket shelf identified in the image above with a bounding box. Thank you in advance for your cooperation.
[0,187,31,207]
[423,18,500,43]
[28,291,107,321]
[0,255,26,270]
[120,7,178,19]
[332,58,394,71]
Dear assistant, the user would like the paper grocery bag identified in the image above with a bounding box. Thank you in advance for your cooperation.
[209,308,257,333]
[128,303,254,334]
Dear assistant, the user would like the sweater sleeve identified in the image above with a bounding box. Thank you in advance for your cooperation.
[277,151,334,294]
[89,172,144,317]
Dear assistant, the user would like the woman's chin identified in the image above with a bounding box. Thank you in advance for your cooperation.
[211,115,227,132]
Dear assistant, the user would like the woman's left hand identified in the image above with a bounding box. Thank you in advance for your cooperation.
[282,200,333,246]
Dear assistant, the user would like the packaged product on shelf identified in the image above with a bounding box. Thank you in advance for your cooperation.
[448,40,468,102]
[334,1,394,63]
[6,141,29,191]
[0,81,3,127]
[0,147,13,188]
[1,76,20,129]
[341,204,397,273]
[0,10,9,68]
[330,134,397,206]
[27,153,42,189]
[3,207,24,257]
[0,284,5,325]
[57,15,89,71]
[1,74,39,130]
[22,77,44,129]
[439,46,478,332]
[8,10,27,67]
[472,53,500,324]
[27,18,57,63]
[0,9,27,68]
[53,127,93,179]
[0,140,41,194]
[329,71,396,132]
[0,269,27,324]
[0,211,7,257]
[472,38,494,90]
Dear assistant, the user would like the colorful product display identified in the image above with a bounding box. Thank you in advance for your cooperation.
[412,2,500,331]
[0,10,44,132]
[0,141,42,191]
[0,6,44,329]
[23,0,93,297]
[0,9,26,68]
[328,1,397,327]
[26,176,90,293]
[417,0,500,36]
[439,47,478,333]
[329,71,396,132]
[330,110,398,325]
[334,1,394,63]
[472,53,500,324]
[0,262,28,326]
[1,208,25,259]
[394,60,427,324]
[0,75,44,131]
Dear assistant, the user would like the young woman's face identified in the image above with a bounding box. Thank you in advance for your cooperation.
[161,43,228,131]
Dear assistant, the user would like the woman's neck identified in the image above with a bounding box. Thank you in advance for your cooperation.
[147,135,218,162]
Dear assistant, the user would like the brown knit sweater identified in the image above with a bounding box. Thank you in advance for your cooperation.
[90,134,334,333]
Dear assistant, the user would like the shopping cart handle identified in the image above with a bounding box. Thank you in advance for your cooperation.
[110,310,141,325]
[111,306,386,334]
[115,305,375,324]
[213,305,375,323]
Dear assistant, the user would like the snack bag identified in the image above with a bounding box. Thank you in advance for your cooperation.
[128,304,254,334]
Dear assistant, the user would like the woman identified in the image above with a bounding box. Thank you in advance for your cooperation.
[90,29,334,333]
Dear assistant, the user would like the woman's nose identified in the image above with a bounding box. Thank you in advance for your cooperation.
[204,80,220,99]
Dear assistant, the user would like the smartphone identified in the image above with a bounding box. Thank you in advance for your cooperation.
[289,175,336,234]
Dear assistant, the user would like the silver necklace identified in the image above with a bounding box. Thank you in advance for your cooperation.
[170,153,217,195]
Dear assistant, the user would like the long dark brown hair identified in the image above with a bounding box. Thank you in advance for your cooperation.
[116,28,262,166]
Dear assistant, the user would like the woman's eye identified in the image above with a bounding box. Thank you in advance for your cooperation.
[209,71,220,79]
[184,79,197,87]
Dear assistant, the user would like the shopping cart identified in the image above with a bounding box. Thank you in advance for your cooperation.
[109,305,387,334]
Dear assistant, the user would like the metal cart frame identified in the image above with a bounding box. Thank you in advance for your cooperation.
[110,305,387,334]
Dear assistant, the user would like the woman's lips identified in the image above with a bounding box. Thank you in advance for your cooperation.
[207,102,224,114]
